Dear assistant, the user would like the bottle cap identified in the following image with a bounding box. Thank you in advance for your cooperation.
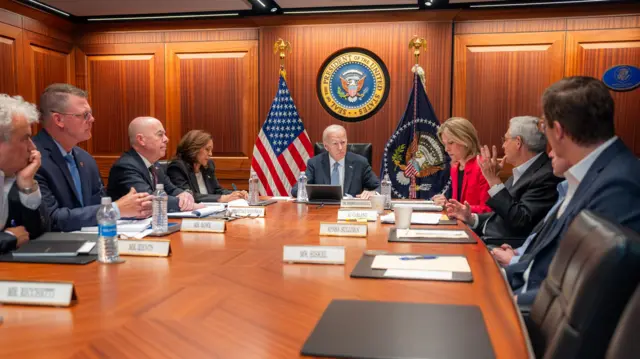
[101,197,112,205]
[156,184,164,190]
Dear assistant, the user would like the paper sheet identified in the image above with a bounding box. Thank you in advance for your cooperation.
[379,212,441,225]
[371,255,471,272]
[383,269,453,280]
[396,229,468,239]
[227,199,250,207]
[77,242,96,254]
[201,203,227,208]
[270,196,293,201]
[167,206,225,218]
[80,218,152,233]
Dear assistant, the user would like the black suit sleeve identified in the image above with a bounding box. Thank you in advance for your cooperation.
[157,166,183,198]
[486,175,559,235]
[0,187,50,253]
[0,232,17,253]
[109,162,181,212]
[167,161,226,203]
[361,162,380,191]
[473,212,492,236]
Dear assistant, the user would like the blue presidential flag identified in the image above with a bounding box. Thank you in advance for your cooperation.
[381,67,450,199]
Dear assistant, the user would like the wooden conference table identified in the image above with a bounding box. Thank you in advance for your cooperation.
[0,202,530,359]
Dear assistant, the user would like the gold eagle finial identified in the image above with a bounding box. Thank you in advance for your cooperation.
[408,36,427,64]
[273,38,292,79]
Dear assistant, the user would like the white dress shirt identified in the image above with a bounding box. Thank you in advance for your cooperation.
[195,172,208,194]
[329,156,346,188]
[0,170,42,232]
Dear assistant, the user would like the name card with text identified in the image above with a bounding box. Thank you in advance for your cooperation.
[283,245,345,265]
[228,206,266,217]
[340,199,372,208]
[0,280,77,307]
[118,239,171,257]
[182,219,226,233]
[319,223,367,237]
[337,209,378,222]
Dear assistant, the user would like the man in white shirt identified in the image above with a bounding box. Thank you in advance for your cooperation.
[447,116,561,239]
[0,95,48,253]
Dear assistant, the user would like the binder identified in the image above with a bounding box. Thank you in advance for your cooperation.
[350,253,473,282]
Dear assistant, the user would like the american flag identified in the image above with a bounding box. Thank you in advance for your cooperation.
[251,75,313,196]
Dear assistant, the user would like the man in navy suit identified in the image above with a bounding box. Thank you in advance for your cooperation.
[506,76,640,305]
[291,125,379,199]
[107,117,202,212]
[33,84,152,232]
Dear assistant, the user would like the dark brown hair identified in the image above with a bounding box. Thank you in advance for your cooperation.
[175,130,213,166]
[542,76,614,146]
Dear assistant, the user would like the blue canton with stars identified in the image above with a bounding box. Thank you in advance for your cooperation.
[263,75,304,155]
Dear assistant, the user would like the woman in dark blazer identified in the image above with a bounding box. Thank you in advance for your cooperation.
[167,130,248,203]
[433,117,491,214]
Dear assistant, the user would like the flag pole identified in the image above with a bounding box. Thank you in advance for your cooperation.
[273,38,291,80]
[406,36,427,199]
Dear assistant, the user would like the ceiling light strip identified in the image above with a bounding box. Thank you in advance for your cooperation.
[471,0,610,8]
[284,7,419,15]
[86,13,240,21]
[27,0,70,17]
[256,0,267,7]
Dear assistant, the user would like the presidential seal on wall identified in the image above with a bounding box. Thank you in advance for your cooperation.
[316,47,390,122]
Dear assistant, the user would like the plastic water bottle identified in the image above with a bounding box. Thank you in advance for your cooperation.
[381,173,392,209]
[97,197,122,263]
[248,173,259,205]
[152,184,168,233]
[297,173,308,202]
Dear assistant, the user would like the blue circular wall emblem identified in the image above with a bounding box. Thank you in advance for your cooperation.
[602,65,640,92]
[317,47,390,122]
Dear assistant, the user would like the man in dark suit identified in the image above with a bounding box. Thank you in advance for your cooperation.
[291,125,379,199]
[506,77,640,306]
[447,116,562,239]
[0,95,49,253]
[33,84,152,232]
[108,117,202,212]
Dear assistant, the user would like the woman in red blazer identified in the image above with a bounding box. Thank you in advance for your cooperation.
[433,117,491,213]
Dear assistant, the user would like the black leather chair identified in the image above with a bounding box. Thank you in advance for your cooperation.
[313,142,372,166]
[605,285,640,359]
[157,160,169,173]
[525,210,640,359]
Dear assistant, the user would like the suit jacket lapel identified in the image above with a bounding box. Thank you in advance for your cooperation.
[343,153,354,195]
[203,162,216,194]
[510,153,547,192]
[129,149,154,189]
[41,131,83,205]
[188,167,199,194]
[321,152,331,185]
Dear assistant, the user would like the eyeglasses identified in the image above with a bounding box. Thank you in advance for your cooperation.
[51,111,93,121]
[537,118,547,132]
[501,135,512,144]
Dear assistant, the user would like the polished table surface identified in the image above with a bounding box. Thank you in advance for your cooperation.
[0,202,530,359]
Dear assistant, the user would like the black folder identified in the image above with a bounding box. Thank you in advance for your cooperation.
[301,300,496,359]
[350,253,473,282]
[0,233,98,265]
[388,228,476,244]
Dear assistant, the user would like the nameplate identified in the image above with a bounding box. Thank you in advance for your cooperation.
[337,209,377,222]
[319,223,367,237]
[283,245,345,265]
[0,280,77,307]
[340,199,372,208]
[228,206,266,217]
[181,218,226,233]
[118,239,171,257]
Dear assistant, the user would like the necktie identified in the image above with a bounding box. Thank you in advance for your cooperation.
[149,165,158,190]
[331,162,340,186]
[64,154,83,206]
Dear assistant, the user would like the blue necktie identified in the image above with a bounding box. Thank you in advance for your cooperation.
[331,162,340,186]
[64,154,84,206]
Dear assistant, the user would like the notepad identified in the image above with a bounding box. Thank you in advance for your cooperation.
[80,219,152,233]
[379,212,441,225]
[396,229,469,239]
[371,255,471,272]
[383,269,454,280]
[167,206,225,218]
[227,199,249,207]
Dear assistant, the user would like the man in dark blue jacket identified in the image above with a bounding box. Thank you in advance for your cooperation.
[506,76,640,305]
[33,84,152,232]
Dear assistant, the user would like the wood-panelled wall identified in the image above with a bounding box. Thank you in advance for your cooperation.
[453,14,640,158]
[1,3,639,189]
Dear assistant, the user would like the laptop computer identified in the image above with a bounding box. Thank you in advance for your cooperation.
[305,184,342,205]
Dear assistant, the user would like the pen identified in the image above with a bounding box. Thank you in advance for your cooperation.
[232,183,238,191]
[399,255,438,261]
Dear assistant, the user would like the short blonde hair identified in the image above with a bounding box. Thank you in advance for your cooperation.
[437,117,481,159]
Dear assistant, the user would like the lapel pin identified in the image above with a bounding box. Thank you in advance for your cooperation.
[79,162,84,167]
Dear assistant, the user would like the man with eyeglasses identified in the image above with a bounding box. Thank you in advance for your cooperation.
[446,116,561,240]
[33,83,153,232]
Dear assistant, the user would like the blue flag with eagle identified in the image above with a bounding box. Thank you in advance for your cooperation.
[380,65,450,199]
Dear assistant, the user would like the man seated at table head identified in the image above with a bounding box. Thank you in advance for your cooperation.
[0,95,49,253]
[505,76,640,305]
[291,124,380,200]
[491,150,570,267]
[33,84,152,232]
[107,117,203,212]
[446,116,562,239]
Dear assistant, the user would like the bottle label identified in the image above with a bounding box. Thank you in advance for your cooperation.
[99,224,117,237]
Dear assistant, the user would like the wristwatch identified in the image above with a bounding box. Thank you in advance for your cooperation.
[18,181,39,195]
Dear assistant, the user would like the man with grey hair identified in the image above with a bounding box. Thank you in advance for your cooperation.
[33,83,152,232]
[107,117,201,212]
[291,124,379,199]
[0,95,48,253]
[447,116,561,239]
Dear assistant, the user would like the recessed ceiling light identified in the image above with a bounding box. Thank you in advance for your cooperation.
[27,0,70,16]
[271,7,278,13]
[425,1,432,6]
